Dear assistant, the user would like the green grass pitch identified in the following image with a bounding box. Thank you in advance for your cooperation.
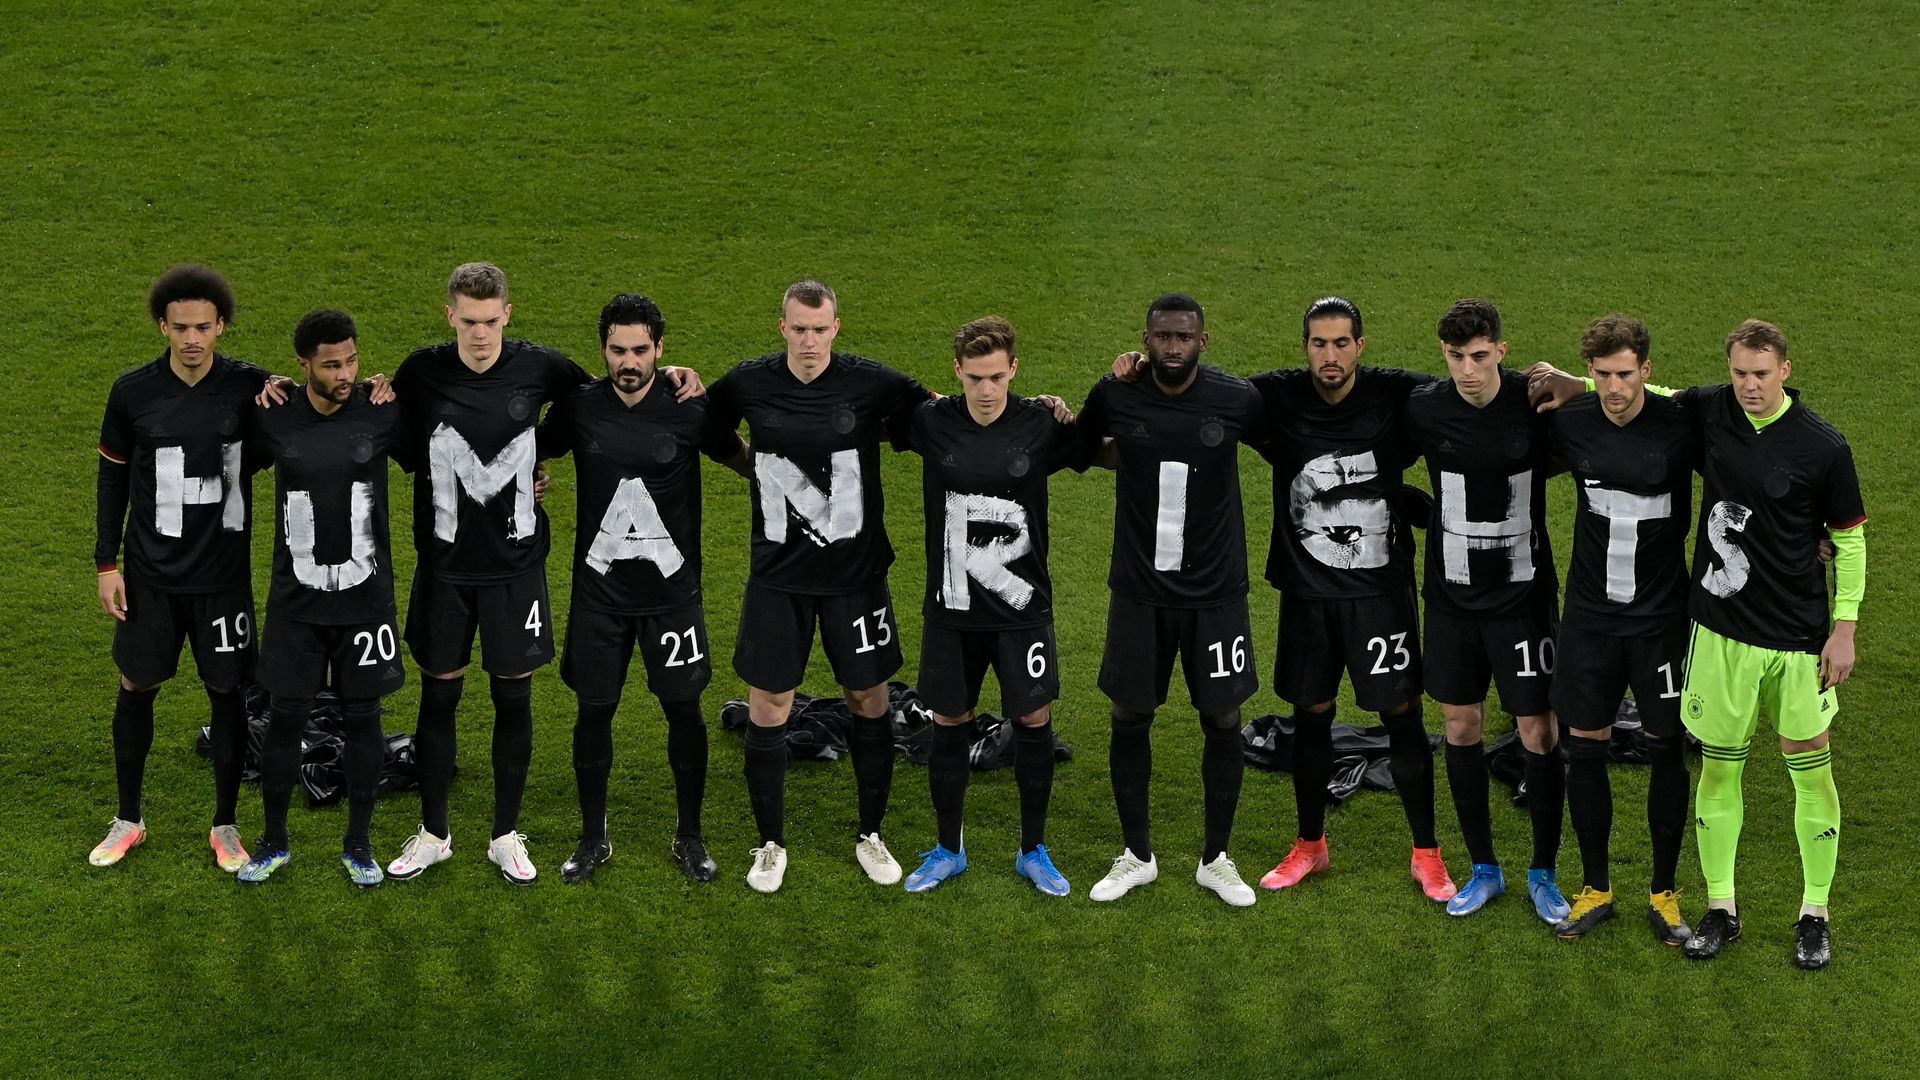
[3,2,1917,1075]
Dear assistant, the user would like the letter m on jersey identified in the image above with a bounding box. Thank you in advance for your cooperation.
[756,450,862,547]
[940,492,1035,612]
[428,425,536,543]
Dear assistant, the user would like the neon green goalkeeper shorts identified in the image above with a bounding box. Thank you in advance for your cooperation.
[1681,621,1837,745]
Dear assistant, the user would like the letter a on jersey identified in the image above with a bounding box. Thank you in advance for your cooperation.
[155,443,245,537]
[285,482,377,591]
[585,477,685,577]
[940,492,1035,612]
[428,425,537,543]
[1291,451,1390,570]
[757,449,862,547]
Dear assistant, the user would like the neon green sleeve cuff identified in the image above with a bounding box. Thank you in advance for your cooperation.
[1829,523,1866,621]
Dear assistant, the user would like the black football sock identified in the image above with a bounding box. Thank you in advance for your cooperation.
[1200,711,1244,863]
[414,675,463,839]
[339,697,384,851]
[1564,733,1613,890]
[1109,709,1154,860]
[1646,735,1688,895]
[573,697,617,844]
[206,685,247,829]
[929,721,971,852]
[743,722,788,846]
[1014,719,1056,854]
[1292,708,1335,843]
[849,708,895,837]
[112,685,158,822]
[1446,740,1497,866]
[1526,746,1566,872]
[488,674,535,839]
[662,698,708,838]
[260,695,310,850]
[1382,709,1438,848]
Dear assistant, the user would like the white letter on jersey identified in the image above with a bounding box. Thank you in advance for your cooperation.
[284,482,376,592]
[155,443,244,537]
[1291,451,1390,570]
[756,450,862,547]
[1701,500,1752,598]
[1584,485,1671,603]
[1153,461,1190,571]
[941,492,1035,612]
[428,425,536,543]
[1439,471,1533,584]
[585,477,685,578]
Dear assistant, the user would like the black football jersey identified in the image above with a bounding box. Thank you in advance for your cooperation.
[1403,368,1558,618]
[392,340,589,584]
[540,378,737,615]
[248,387,401,625]
[1548,393,1699,631]
[1249,365,1431,598]
[704,352,930,595]
[1683,386,1865,652]
[96,352,270,592]
[1077,365,1267,608]
[905,395,1086,630]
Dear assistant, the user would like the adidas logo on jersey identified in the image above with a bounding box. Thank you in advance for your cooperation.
[1130,423,1149,438]
[940,453,956,466]
[383,666,401,678]
[525,644,543,656]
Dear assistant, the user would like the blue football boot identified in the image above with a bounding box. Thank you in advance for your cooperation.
[1014,844,1071,896]
[1445,863,1506,916]
[1527,868,1572,923]
[904,844,967,893]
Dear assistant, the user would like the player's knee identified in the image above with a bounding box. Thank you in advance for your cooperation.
[1781,731,1830,755]
[844,683,889,719]
[932,712,973,727]
[203,682,236,696]
[1111,707,1153,733]
[120,676,160,694]
[575,696,618,726]
[748,687,794,728]
[661,698,704,728]
[1382,696,1419,719]
[1302,700,1336,716]
[1564,732,1610,763]
[1199,708,1241,733]
[1015,705,1052,728]
[1515,714,1556,753]
[488,672,533,705]
[423,665,467,681]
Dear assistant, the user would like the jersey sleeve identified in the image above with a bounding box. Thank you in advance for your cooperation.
[883,366,934,425]
[93,454,129,571]
[1075,378,1113,460]
[228,359,273,392]
[1821,440,1868,531]
[896,399,931,456]
[536,390,575,460]
[388,356,426,474]
[1828,523,1865,622]
[1245,372,1285,465]
[1045,412,1090,474]
[1237,380,1272,447]
[704,369,744,435]
[243,409,274,474]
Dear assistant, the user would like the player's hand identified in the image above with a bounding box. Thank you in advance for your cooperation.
[366,373,395,404]
[255,375,296,409]
[663,366,706,401]
[1819,621,1856,689]
[1817,538,1835,563]
[1112,352,1147,381]
[1035,394,1074,423]
[98,569,127,621]
[533,465,550,505]
[1526,363,1583,412]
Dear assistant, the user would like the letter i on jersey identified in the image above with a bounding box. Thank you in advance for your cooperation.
[757,449,862,546]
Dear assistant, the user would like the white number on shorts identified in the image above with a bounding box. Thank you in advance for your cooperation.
[1513,636,1555,677]
[354,625,398,666]
[660,625,705,668]
[1367,632,1412,675]
[1207,635,1247,679]
[1657,661,1681,699]
[525,600,544,638]
[852,608,894,655]
[210,611,251,653]
[1026,640,1048,679]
